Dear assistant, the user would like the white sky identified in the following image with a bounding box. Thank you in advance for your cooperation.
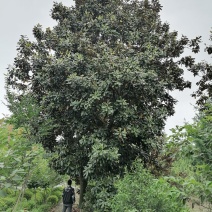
[0,0,211,135]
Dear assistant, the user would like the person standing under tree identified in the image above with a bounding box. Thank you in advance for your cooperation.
[62,179,75,212]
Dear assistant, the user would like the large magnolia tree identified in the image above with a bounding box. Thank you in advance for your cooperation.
[6,0,202,205]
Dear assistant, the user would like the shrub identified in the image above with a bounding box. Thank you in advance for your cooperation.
[37,189,46,200]
[51,187,63,203]
[110,161,189,212]
[33,192,44,204]
[30,203,52,212]
[51,188,62,199]
[52,186,63,194]
[0,198,6,211]
[83,177,116,212]
[19,199,36,210]
[3,188,15,196]
[47,195,58,205]
[23,189,33,200]
[3,197,16,208]
[45,188,52,195]
[37,203,52,211]
[0,189,7,197]
[36,188,51,202]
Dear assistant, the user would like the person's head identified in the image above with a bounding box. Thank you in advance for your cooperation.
[68,179,72,186]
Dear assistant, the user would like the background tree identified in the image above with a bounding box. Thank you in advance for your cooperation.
[6,0,202,206]
[162,101,212,210]
[191,30,212,105]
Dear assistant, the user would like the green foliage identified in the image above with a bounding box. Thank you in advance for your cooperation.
[52,186,63,192]
[191,31,212,105]
[23,189,33,200]
[83,177,116,211]
[51,190,61,199]
[0,121,32,189]
[0,118,46,195]
[170,157,194,179]
[4,197,16,208]
[30,203,52,212]
[0,198,6,210]
[37,189,49,202]
[47,195,59,205]
[18,199,36,210]
[187,103,212,169]
[51,188,63,199]
[39,203,52,211]
[110,161,188,212]
[3,188,16,196]
[0,189,7,197]
[27,154,63,189]
[0,187,62,211]
[5,0,203,206]
[165,102,212,209]
[32,192,44,204]
[0,119,64,211]
[0,197,15,211]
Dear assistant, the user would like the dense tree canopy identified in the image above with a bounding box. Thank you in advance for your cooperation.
[191,31,212,105]
[162,101,212,210]
[6,0,203,205]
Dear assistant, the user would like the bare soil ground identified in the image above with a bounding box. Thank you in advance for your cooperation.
[187,200,211,212]
[50,201,80,212]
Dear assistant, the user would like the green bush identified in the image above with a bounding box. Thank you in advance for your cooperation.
[35,188,51,202]
[19,199,36,210]
[52,190,62,199]
[47,195,58,205]
[30,203,52,212]
[50,187,63,203]
[3,188,15,196]
[38,189,46,200]
[36,189,46,200]
[32,192,44,204]
[110,161,189,212]
[45,188,52,195]
[83,177,116,212]
[52,186,63,194]
[36,203,52,211]
[0,189,7,197]
[0,198,6,211]
[3,197,16,208]
[23,189,33,200]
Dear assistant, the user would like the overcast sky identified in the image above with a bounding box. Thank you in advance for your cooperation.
[0,0,211,134]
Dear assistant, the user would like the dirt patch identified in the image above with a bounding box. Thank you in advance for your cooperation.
[50,202,80,212]
[187,199,212,212]
[73,205,80,212]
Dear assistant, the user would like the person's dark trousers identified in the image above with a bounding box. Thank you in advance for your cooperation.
[62,204,72,212]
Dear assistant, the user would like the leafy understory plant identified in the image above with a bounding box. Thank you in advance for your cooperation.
[110,160,189,212]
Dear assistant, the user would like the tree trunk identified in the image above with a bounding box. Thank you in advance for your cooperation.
[79,167,88,210]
